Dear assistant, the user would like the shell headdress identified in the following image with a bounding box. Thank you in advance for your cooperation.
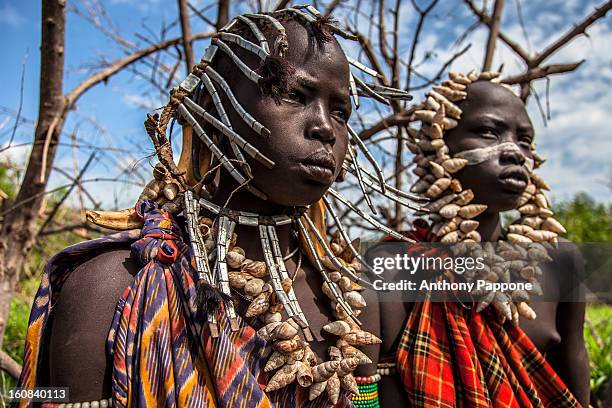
[407,70,567,324]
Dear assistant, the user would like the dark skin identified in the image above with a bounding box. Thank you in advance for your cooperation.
[44,20,380,401]
[207,18,380,367]
[378,81,589,407]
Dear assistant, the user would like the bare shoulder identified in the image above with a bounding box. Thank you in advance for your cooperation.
[547,237,586,291]
[45,247,139,401]
[547,236,587,308]
[550,237,583,264]
[364,242,411,355]
[58,248,139,300]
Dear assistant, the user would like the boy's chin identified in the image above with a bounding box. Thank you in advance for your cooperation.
[265,186,328,208]
[482,195,522,213]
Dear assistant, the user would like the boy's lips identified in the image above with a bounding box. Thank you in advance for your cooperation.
[300,150,336,184]
[498,167,529,193]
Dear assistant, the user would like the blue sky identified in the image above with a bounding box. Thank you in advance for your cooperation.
[0,0,610,212]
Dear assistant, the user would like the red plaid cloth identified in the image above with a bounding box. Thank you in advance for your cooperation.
[393,221,581,408]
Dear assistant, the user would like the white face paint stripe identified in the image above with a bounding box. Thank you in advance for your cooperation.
[454,142,534,172]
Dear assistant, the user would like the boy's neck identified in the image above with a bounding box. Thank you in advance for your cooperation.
[474,211,502,242]
[208,181,297,261]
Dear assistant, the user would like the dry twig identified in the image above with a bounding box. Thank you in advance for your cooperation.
[0,350,21,380]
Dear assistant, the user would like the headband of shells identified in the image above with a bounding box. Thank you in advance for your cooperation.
[126,5,429,403]
[406,70,568,325]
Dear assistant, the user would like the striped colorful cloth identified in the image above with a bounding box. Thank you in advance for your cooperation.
[16,200,352,407]
[392,220,581,408]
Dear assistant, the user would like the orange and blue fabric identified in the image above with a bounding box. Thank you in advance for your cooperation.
[16,200,352,407]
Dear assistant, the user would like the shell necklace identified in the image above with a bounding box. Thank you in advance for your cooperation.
[407,70,568,325]
[184,192,381,403]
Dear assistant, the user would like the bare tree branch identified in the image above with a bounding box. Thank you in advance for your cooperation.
[392,126,403,227]
[502,60,585,84]
[216,0,231,30]
[358,110,417,141]
[390,0,401,88]
[177,0,195,73]
[187,2,216,27]
[378,0,393,66]
[39,222,107,237]
[324,0,343,17]
[5,53,27,151]
[37,153,96,237]
[464,0,530,62]
[72,1,177,75]
[405,0,440,90]
[65,31,214,109]
[70,129,85,215]
[0,139,134,155]
[52,165,101,210]
[465,0,609,103]
[275,0,292,11]
[0,350,21,380]
[482,0,504,71]
[349,30,389,84]
[528,83,548,126]
[0,178,144,219]
[532,0,612,66]
[408,44,472,91]
[514,0,532,53]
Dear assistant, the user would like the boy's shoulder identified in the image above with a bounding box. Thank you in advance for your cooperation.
[60,247,139,298]
[45,247,139,399]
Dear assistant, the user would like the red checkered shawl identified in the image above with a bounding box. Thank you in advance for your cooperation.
[393,220,581,408]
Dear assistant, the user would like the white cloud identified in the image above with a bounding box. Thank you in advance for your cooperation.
[0,3,25,27]
[403,1,612,203]
[122,93,162,110]
[0,142,30,166]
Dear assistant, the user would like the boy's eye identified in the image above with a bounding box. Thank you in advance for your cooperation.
[283,90,305,104]
[518,136,533,149]
[332,109,349,122]
[476,126,498,138]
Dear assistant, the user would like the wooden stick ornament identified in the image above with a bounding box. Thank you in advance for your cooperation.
[83,4,425,399]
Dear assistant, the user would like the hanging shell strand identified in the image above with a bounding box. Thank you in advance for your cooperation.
[408,71,567,325]
[239,219,380,402]
[260,219,379,403]
[192,196,380,401]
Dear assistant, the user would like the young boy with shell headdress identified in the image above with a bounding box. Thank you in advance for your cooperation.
[14,5,423,408]
[374,71,589,407]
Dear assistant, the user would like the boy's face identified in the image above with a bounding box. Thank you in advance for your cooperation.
[225,20,351,207]
[444,81,535,212]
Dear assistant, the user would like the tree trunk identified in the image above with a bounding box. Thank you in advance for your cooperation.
[0,0,66,348]
[393,127,404,229]
[177,0,195,73]
[482,0,505,71]
[216,0,230,31]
